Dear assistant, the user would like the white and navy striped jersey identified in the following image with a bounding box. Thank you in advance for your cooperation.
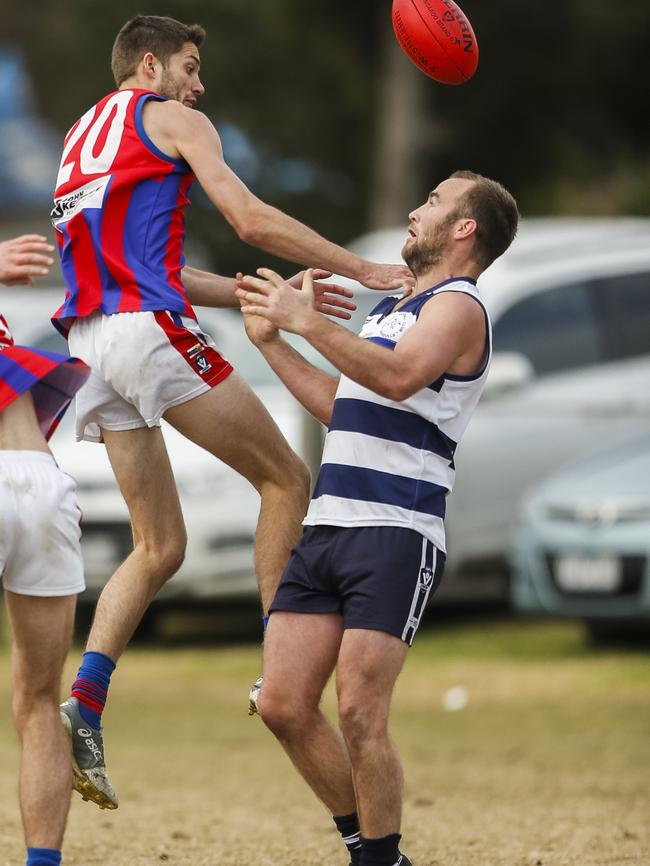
[304,277,492,553]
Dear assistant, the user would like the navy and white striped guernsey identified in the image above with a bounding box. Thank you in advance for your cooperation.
[304,277,492,554]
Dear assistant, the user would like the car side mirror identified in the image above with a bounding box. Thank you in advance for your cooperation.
[484,351,535,398]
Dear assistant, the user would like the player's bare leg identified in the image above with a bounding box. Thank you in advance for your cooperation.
[258,611,358,816]
[63,373,309,804]
[336,629,409,838]
[88,425,187,659]
[61,425,186,809]
[5,591,76,850]
[166,375,310,716]
[164,372,311,614]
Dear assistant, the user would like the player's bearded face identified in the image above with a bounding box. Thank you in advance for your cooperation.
[154,43,203,107]
[159,66,186,103]
[402,211,457,276]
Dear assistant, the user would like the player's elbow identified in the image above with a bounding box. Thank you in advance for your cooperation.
[382,377,418,402]
[232,206,269,246]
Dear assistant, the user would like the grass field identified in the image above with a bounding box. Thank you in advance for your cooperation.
[1,617,648,866]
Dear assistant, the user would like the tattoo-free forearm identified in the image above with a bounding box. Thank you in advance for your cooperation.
[301,314,404,400]
[258,337,339,426]
[182,266,239,308]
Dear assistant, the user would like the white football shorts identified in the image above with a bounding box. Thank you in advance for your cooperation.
[67,310,233,443]
[0,451,85,597]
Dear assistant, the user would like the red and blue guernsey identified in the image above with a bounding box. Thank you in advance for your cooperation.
[51,89,195,335]
[0,314,90,440]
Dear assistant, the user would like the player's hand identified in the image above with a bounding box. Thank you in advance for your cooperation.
[0,235,55,287]
[360,261,415,294]
[236,272,280,345]
[287,269,356,320]
[236,268,315,336]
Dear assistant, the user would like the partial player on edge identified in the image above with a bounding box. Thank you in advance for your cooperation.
[0,234,90,866]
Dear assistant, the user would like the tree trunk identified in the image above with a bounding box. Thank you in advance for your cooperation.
[369,15,433,229]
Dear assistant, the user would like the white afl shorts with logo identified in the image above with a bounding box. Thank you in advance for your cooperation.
[0,451,85,597]
[67,310,233,443]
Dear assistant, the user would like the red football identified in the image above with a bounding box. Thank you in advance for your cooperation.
[392,0,479,84]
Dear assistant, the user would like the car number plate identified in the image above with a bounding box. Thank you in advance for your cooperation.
[555,554,622,593]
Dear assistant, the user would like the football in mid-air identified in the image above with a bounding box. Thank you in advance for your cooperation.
[392,0,479,85]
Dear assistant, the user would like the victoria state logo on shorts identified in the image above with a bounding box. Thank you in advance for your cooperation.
[187,342,212,375]
[419,566,434,588]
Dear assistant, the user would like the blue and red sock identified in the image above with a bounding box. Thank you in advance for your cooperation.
[71,651,116,730]
[26,848,61,866]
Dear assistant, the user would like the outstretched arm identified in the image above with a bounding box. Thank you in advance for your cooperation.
[237,269,487,401]
[183,265,356,320]
[181,266,239,307]
[144,100,414,293]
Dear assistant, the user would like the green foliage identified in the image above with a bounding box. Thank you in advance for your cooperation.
[430,0,650,215]
[15,0,384,275]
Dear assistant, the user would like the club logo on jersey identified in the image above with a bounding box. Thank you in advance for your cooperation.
[187,342,212,375]
[419,566,434,588]
[380,312,410,340]
[50,175,111,227]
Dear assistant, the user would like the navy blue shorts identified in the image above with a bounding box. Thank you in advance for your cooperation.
[270,525,445,645]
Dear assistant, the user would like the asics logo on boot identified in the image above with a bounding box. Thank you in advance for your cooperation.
[77,728,103,761]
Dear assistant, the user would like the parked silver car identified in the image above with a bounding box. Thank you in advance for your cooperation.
[510,438,650,641]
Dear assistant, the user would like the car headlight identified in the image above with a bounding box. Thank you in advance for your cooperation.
[544,500,650,526]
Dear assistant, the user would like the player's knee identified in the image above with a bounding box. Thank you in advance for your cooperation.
[12,683,58,734]
[260,452,310,506]
[137,528,187,582]
[338,697,379,753]
[258,692,294,736]
[158,536,186,578]
[258,690,312,739]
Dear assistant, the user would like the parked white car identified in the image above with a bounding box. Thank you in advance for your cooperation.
[341,218,650,601]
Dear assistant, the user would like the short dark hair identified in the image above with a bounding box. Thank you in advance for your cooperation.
[111,15,206,86]
[449,170,519,269]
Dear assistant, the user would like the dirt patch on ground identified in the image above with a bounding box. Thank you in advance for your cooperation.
[1,621,648,866]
